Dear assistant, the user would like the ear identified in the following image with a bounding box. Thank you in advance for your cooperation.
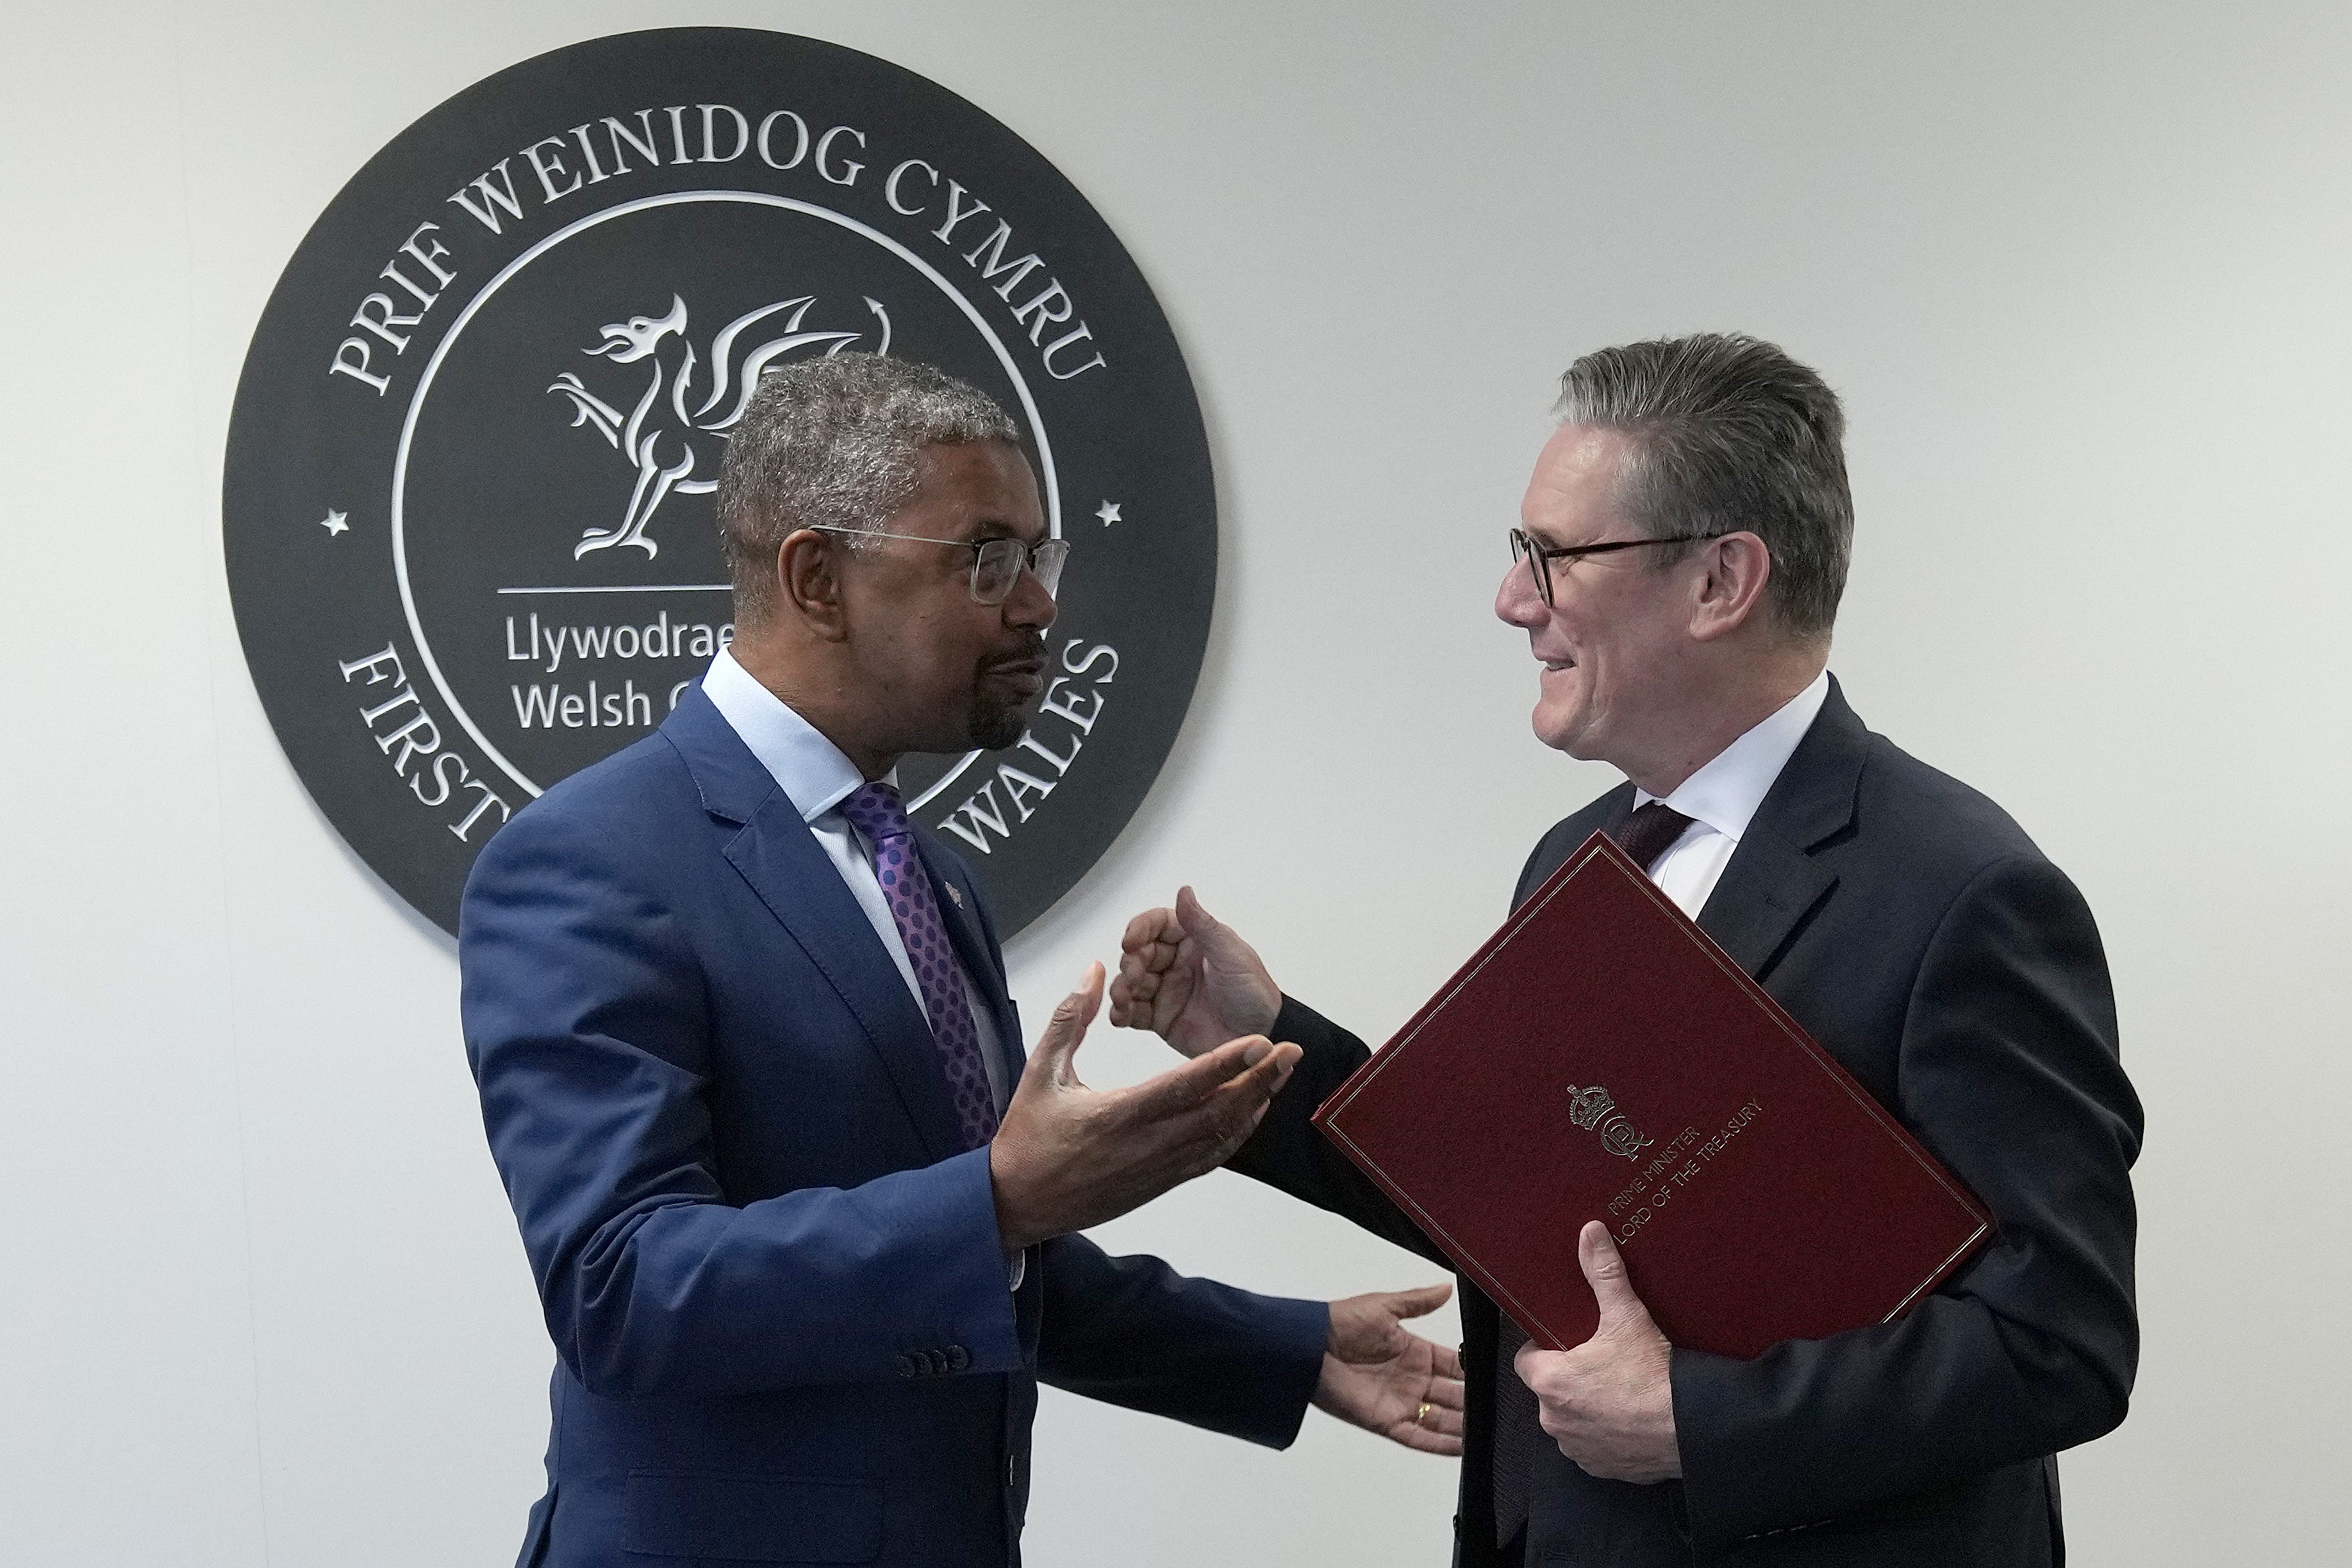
[777,529,851,641]
[1688,531,1774,642]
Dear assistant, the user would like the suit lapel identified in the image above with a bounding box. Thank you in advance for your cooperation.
[663,687,960,1164]
[1694,677,1869,981]
[1696,823,1835,980]
[913,827,1024,1073]
[1598,789,1639,845]
[1516,784,1636,905]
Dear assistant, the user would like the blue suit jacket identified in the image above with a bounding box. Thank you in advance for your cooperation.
[460,686,1327,1568]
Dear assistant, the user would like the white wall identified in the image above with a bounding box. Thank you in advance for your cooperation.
[4,2,2346,1562]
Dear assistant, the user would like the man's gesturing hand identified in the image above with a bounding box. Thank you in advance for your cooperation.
[990,962,1302,1251]
[1512,1222,1682,1483]
[1108,887,1280,1058]
[1313,1283,1468,1455]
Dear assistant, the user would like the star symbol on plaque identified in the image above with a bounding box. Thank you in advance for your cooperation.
[1095,500,1122,527]
[319,509,350,536]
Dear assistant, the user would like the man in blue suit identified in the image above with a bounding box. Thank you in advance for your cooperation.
[461,352,1466,1567]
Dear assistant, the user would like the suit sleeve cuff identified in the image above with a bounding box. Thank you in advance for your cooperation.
[922,1145,1027,1377]
[1255,1294,1333,1449]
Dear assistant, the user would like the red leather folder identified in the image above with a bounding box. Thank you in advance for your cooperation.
[1310,832,1991,1358]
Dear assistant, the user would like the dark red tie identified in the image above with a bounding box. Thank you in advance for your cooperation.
[1612,800,1697,875]
[1491,800,1694,1547]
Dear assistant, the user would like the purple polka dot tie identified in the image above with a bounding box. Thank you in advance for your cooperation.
[838,782,1000,1151]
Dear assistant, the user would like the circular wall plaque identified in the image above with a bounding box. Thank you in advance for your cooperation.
[225,28,1215,936]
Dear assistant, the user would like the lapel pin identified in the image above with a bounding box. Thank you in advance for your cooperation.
[945,883,963,909]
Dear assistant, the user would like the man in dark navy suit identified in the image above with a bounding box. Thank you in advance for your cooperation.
[1113,334,2142,1565]
[461,353,1465,1567]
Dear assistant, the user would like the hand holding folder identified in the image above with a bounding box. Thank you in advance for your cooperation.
[1310,832,1991,1359]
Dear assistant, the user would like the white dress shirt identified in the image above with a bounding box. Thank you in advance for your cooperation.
[700,648,1011,1110]
[1634,672,1831,917]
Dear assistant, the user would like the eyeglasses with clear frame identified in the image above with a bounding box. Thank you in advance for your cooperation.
[815,527,1070,605]
[1506,527,1726,607]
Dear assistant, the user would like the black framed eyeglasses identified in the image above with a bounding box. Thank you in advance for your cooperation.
[816,527,1070,604]
[1507,527,1725,607]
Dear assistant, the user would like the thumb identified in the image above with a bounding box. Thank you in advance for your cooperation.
[1177,886,1263,973]
[1578,1219,1655,1332]
[1031,961,1105,1085]
[1174,884,1227,947]
[1378,1281,1455,1322]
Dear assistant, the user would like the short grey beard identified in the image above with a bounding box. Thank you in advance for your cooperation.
[967,692,1026,753]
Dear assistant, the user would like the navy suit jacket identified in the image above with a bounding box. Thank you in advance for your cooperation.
[460,686,1326,1568]
[1233,679,2142,1567]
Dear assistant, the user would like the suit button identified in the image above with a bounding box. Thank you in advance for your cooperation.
[929,1348,952,1375]
[947,1344,970,1372]
[895,1354,918,1379]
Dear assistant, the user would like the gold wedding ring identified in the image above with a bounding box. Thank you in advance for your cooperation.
[1414,1400,1434,1426]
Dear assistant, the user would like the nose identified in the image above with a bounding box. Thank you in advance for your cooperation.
[1496,555,1546,629]
[1003,559,1058,631]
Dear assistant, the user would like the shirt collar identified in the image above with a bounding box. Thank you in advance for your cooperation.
[1633,671,1830,844]
[699,647,890,823]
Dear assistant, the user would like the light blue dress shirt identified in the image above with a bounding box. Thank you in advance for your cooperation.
[699,648,1013,1110]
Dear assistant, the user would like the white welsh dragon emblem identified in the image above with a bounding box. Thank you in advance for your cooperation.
[548,292,893,559]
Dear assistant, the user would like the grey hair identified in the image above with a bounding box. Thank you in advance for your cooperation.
[716,352,1020,618]
[1556,333,1852,642]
